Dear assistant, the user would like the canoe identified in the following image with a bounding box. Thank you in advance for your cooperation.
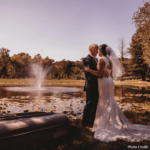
[0,112,70,150]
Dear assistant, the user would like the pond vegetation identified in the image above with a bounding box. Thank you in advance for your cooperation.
[0,82,150,149]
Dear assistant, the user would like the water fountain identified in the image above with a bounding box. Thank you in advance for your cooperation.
[0,64,75,150]
[4,63,81,93]
[31,64,50,89]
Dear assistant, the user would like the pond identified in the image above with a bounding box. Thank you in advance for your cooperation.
[0,85,150,119]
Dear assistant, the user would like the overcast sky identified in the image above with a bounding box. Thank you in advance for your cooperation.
[0,0,145,61]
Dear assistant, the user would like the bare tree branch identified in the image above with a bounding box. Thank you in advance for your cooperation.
[117,37,128,61]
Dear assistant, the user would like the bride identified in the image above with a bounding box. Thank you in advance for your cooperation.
[84,44,150,142]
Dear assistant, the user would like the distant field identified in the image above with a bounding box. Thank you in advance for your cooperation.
[0,79,150,87]
[114,80,150,87]
[0,79,85,87]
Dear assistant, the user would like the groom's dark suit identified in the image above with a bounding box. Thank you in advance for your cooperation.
[82,54,103,128]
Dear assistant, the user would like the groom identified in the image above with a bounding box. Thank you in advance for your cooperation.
[82,44,109,129]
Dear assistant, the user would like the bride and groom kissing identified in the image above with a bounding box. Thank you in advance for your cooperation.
[82,44,150,142]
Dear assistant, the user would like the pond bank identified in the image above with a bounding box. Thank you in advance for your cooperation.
[115,80,150,88]
[0,79,150,87]
[0,79,85,87]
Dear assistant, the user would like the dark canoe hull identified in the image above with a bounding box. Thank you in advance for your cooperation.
[0,112,70,150]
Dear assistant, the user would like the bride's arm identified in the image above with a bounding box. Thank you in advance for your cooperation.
[84,59,105,76]
[109,61,112,78]
[106,56,113,79]
[110,69,113,78]
[110,59,113,79]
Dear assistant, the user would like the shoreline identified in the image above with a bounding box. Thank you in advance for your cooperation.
[0,79,150,87]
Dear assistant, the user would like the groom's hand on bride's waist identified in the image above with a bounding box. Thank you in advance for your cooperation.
[103,71,109,77]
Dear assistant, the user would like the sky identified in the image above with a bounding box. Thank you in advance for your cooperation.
[0,0,145,61]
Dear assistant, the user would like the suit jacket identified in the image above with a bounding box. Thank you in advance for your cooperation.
[82,54,102,93]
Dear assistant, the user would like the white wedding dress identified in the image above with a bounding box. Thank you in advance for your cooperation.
[91,57,150,142]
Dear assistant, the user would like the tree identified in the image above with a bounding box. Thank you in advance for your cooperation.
[55,60,74,79]
[32,54,42,64]
[0,48,11,78]
[42,56,54,68]
[117,38,128,61]
[128,29,148,81]
[117,38,128,81]
[0,47,85,79]
[10,53,31,78]
[41,57,55,79]
[132,1,150,66]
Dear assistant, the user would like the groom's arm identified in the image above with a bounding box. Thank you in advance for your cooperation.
[86,59,109,77]
[83,58,97,77]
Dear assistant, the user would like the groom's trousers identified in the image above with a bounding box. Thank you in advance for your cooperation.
[82,91,99,128]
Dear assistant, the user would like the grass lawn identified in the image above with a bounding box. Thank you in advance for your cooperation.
[115,80,150,87]
[0,79,85,87]
[0,79,150,87]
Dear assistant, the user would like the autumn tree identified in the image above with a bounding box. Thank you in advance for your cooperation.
[42,56,54,68]
[0,48,11,78]
[132,1,150,66]
[0,47,85,79]
[10,53,31,78]
[32,54,42,64]
[54,60,74,79]
[128,28,148,81]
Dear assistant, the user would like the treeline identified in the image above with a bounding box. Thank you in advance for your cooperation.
[115,1,150,81]
[0,48,85,79]
[0,46,150,80]
[127,1,150,81]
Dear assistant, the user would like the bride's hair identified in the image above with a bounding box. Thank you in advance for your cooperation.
[98,44,108,56]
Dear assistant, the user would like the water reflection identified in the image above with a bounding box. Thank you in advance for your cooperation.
[0,86,150,119]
